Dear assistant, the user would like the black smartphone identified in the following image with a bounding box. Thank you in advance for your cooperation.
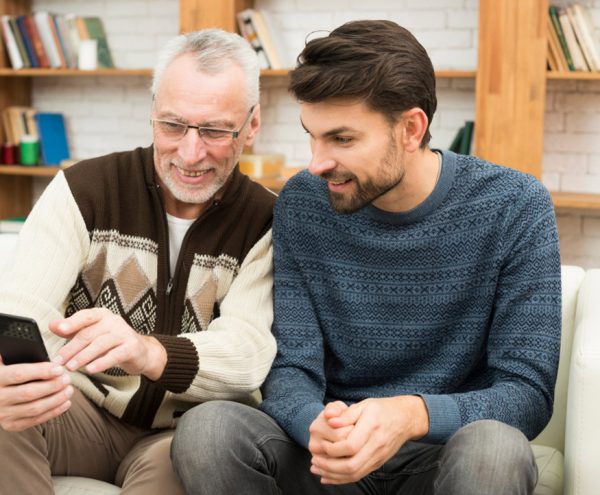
[0,312,49,365]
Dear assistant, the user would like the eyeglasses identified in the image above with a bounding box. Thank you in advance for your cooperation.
[151,106,255,146]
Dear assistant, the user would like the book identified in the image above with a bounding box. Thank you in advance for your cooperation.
[449,125,464,153]
[569,4,600,72]
[0,216,25,233]
[559,7,589,71]
[16,15,39,67]
[547,40,558,71]
[48,14,67,68]
[33,11,63,68]
[8,17,30,68]
[35,112,70,165]
[250,10,284,69]
[82,17,114,68]
[64,14,81,66]
[1,15,24,69]
[53,14,76,68]
[547,13,569,72]
[2,106,35,146]
[23,14,50,68]
[549,6,576,71]
[1,109,13,144]
[237,9,270,70]
[459,120,474,155]
[448,122,474,155]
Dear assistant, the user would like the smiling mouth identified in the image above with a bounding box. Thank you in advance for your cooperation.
[176,166,210,178]
[328,179,352,185]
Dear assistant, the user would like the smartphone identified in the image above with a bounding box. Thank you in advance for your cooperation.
[0,312,49,365]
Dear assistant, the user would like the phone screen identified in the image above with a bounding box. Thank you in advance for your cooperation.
[0,312,49,365]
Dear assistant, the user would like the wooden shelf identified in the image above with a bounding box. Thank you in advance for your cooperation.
[435,70,476,78]
[3,165,600,211]
[259,69,477,78]
[0,166,60,177]
[0,68,153,77]
[551,191,600,210]
[260,69,290,77]
[547,71,600,80]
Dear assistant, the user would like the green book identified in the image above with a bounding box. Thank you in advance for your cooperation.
[8,16,31,68]
[549,6,575,71]
[449,125,465,153]
[459,121,474,155]
[82,17,114,68]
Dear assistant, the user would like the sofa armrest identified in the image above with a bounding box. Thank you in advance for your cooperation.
[564,269,600,495]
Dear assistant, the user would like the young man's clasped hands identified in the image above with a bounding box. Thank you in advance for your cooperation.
[309,397,429,484]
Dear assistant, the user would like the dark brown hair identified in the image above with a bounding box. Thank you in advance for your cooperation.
[289,20,437,147]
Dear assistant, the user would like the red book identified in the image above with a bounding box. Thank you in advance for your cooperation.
[23,14,49,68]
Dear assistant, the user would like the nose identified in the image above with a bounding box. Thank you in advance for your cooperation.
[308,142,336,177]
[178,129,208,165]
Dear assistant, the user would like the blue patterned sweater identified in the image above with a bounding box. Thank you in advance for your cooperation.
[260,150,561,448]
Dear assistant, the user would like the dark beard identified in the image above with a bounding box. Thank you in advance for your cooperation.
[326,140,405,214]
[328,175,403,213]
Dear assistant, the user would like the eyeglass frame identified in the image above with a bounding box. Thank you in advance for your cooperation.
[150,105,256,144]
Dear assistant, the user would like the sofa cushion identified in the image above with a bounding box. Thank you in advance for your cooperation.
[53,476,120,494]
[532,445,563,495]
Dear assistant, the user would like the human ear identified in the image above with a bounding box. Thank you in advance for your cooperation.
[244,104,261,146]
[399,107,428,152]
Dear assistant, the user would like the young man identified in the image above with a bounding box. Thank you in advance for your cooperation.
[172,20,561,494]
[0,29,276,493]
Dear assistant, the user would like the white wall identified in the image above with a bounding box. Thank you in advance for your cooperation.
[28,0,600,268]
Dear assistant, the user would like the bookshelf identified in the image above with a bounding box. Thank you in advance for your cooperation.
[0,0,161,217]
[1,0,599,218]
[475,0,600,211]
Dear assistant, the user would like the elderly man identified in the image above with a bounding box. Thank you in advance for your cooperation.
[0,28,275,493]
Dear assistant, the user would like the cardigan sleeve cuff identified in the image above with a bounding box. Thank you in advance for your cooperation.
[152,334,199,393]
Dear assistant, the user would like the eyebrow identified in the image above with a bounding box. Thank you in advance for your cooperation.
[300,119,356,138]
[156,111,236,129]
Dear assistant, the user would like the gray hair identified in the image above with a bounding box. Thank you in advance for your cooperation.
[151,29,260,107]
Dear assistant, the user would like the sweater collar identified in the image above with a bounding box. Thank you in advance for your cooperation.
[363,148,457,225]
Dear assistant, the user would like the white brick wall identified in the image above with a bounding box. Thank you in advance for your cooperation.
[27,0,600,268]
[253,0,478,164]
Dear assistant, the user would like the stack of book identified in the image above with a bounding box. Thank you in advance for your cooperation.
[236,9,285,70]
[1,106,70,165]
[547,3,600,72]
[0,12,114,70]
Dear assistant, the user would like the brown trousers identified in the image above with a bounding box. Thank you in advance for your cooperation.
[0,388,185,495]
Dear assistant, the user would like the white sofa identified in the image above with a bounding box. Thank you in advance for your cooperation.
[531,265,585,495]
[0,233,597,494]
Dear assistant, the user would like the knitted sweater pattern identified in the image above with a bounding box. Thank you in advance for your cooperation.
[261,150,561,447]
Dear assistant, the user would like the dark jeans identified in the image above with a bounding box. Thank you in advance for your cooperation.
[171,401,537,495]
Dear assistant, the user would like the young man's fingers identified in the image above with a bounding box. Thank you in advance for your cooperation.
[326,401,363,429]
